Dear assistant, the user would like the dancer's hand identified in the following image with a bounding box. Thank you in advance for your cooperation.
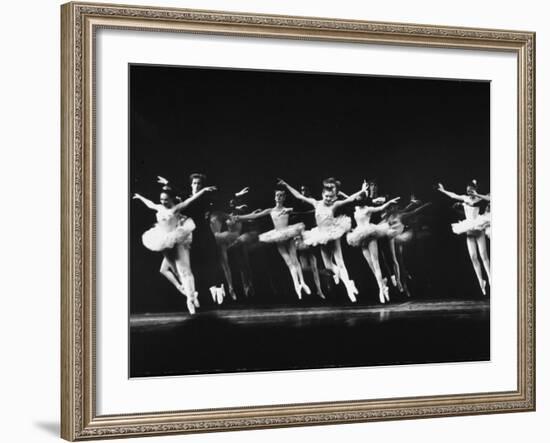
[132,193,141,200]
[252,208,263,214]
[437,183,445,191]
[202,186,217,193]
[282,207,293,214]
[235,187,250,197]
[361,180,369,193]
[277,178,288,187]
[389,197,401,205]
[157,176,169,185]
[235,204,248,211]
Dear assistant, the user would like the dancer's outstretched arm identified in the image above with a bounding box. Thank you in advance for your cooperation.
[400,202,432,224]
[277,179,316,206]
[235,187,250,197]
[369,197,401,213]
[172,186,217,212]
[332,181,369,210]
[472,191,491,202]
[233,208,272,221]
[132,193,162,211]
[156,176,186,196]
[437,183,468,202]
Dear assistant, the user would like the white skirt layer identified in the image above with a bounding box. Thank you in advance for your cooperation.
[346,222,394,247]
[451,214,491,235]
[259,222,306,243]
[302,216,352,246]
[142,217,196,252]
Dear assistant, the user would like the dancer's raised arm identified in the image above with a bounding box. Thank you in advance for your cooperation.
[133,193,162,211]
[233,208,272,221]
[235,187,250,198]
[332,181,369,210]
[437,183,468,202]
[157,176,186,197]
[277,179,316,206]
[400,202,432,224]
[472,191,491,202]
[172,186,217,212]
[368,196,401,213]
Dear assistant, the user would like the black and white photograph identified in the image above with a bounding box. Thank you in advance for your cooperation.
[129,63,491,378]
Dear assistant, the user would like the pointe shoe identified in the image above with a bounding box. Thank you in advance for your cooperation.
[294,284,303,299]
[301,283,311,295]
[390,275,398,287]
[192,292,200,308]
[209,287,217,302]
[216,286,225,305]
[229,287,237,301]
[343,280,357,302]
[350,280,359,295]
[333,269,340,284]
[480,280,487,296]
[186,297,196,315]
[383,285,390,302]
[317,291,326,300]
[378,288,386,304]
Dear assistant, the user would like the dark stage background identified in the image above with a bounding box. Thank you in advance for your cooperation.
[129,64,490,314]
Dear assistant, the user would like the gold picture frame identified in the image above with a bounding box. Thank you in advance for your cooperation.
[61,1,536,440]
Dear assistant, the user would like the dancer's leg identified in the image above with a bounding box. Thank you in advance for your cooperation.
[219,246,236,300]
[361,247,384,303]
[277,243,303,298]
[288,242,310,294]
[160,255,183,292]
[309,252,325,299]
[389,239,404,292]
[173,247,197,314]
[320,244,339,283]
[333,239,357,302]
[466,235,486,294]
[396,242,411,297]
[240,246,254,297]
[475,233,491,286]
[367,239,389,302]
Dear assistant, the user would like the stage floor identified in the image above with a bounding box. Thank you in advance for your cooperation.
[130,299,490,377]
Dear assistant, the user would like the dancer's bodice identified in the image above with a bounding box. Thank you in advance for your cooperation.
[315,202,337,227]
[270,207,290,230]
[353,206,373,226]
[156,208,180,229]
[463,198,481,220]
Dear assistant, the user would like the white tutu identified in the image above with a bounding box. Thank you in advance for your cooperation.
[142,217,195,252]
[346,222,394,247]
[451,214,491,235]
[302,216,352,246]
[259,223,305,243]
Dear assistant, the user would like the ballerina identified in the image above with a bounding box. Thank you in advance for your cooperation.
[158,174,226,305]
[209,187,251,300]
[233,188,310,299]
[384,196,432,298]
[437,180,491,295]
[346,192,401,304]
[278,178,367,302]
[133,186,216,314]
[471,191,491,239]
[294,185,326,300]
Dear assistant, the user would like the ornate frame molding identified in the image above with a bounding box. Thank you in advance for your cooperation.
[61,2,535,440]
